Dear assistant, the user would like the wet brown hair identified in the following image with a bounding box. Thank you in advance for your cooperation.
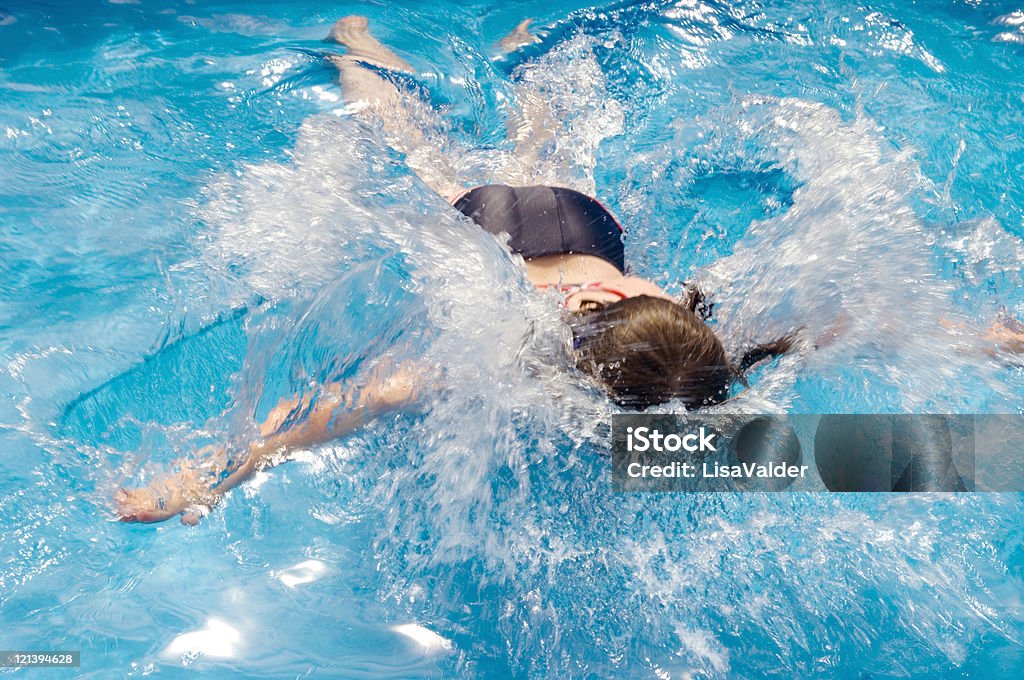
[571,295,734,409]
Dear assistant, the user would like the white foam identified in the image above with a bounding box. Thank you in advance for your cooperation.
[862,11,945,73]
[994,10,1024,27]
[993,31,1024,44]
[275,559,329,588]
[488,34,625,195]
[161,618,242,662]
[392,623,454,653]
[674,626,729,673]
[655,96,1017,411]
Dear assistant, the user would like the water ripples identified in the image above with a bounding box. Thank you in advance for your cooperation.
[2,1,1023,677]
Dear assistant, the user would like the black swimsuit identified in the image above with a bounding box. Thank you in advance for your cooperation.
[453,184,625,273]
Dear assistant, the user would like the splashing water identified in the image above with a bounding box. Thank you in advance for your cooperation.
[1,1,1023,677]
[633,95,1020,413]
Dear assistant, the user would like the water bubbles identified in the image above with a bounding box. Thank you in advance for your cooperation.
[2,2,1023,677]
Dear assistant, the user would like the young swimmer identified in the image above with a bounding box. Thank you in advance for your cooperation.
[327,15,776,409]
[116,16,1024,524]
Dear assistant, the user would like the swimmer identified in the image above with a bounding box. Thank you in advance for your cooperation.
[116,16,1024,524]
[323,15,795,408]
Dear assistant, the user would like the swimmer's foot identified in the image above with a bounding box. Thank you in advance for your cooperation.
[499,19,541,53]
[326,16,413,74]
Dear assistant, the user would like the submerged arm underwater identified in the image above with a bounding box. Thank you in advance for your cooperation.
[115,362,424,525]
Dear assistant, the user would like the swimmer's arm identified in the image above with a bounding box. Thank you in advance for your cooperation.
[737,314,1024,371]
[979,316,1024,354]
[116,363,423,524]
[940,314,1024,356]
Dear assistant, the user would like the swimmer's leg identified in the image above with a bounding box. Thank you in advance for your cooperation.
[501,19,557,182]
[115,447,224,525]
[326,17,419,141]
[496,19,583,189]
[499,19,541,53]
[504,107,555,183]
[327,16,461,199]
[328,16,414,73]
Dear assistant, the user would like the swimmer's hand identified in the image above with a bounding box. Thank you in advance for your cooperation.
[115,480,210,526]
[115,449,225,525]
[114,360,434,525]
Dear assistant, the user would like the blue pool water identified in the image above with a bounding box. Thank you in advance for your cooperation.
[2,0,1024,676]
